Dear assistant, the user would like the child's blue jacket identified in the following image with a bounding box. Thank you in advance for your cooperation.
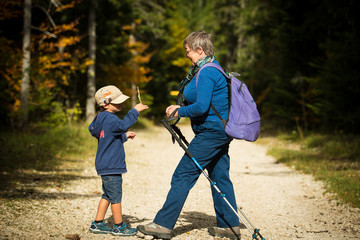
[88,109,139,175]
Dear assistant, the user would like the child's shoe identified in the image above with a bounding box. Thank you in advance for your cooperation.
[89,220,112,234]
[112,221,137,236]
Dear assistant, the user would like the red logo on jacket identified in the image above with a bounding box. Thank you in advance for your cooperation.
[100,130,105,138]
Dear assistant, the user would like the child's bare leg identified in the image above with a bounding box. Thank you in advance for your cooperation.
[95,198,110,221]
[111,203,123,224]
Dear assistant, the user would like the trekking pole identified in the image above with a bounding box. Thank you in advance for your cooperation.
[161,112,265,240]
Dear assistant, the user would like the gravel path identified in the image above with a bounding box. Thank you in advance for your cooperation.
[1,124,359,239]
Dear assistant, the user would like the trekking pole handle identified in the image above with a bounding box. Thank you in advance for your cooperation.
[166,108,180,123]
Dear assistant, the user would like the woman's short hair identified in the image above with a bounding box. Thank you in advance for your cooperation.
[183,31,214,56]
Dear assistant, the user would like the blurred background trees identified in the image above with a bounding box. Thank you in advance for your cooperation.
[0,0,359,133]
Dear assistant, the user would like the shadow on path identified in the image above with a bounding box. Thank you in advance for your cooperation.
[172,211,217,236]
[0,169,98,200]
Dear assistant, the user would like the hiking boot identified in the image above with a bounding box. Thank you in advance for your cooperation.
[111,221,137,236]
[208,226,241,240]
[137,222,172,239]
[89,220,112,234]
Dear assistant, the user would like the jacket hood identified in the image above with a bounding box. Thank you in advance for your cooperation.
[89,112,108,139]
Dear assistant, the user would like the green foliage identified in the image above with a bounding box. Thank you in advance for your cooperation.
[96,0,133,66]
[0,0,90,128]
[243,0,360,132]
[268,133,360,208]
[1,0,359,132]
[0,36,22,126]
[32,101,83,128]
[132,0,192,120]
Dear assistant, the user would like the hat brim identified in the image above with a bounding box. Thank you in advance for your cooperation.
[111,94,129,104]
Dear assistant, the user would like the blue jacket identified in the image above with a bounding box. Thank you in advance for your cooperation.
[178,60,229,123]
[88,109,139,175]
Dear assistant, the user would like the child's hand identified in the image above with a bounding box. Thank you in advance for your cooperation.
[134,103,149,113]
[126,131,136,140]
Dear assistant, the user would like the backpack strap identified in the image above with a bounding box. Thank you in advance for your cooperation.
[196,63,230,82]
[195,63,230,128]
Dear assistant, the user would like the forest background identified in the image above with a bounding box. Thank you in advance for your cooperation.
[0,0,359,207]
[1,0,359,131]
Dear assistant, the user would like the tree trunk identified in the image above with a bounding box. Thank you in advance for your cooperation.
[20,0,32,127]
[86,0,96,122]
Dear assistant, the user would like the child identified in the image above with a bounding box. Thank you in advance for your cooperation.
[88,85,148,236]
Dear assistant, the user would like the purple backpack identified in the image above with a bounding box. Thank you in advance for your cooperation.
[196,63,260,142]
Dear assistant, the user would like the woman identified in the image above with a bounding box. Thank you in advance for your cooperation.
[137,31,241,240]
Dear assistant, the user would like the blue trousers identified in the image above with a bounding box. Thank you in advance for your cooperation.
[154,121,240,229]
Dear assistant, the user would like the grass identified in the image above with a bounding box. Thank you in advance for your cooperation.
[0,123,95,172]
[0,117,153,172]
[265,131,360,208]
[0,122,98,197]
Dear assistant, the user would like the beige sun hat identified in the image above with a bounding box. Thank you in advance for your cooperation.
[95,85,129,106]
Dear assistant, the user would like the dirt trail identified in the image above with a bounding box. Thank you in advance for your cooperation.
[1,125,359,240]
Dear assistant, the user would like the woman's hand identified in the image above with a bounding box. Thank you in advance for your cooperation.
[166,105,180,117]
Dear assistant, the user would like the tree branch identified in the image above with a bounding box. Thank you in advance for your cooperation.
[31,26,57,38]
[32,4,56,29]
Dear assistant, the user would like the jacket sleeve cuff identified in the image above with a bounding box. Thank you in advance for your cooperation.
[122,133,128,142]
[178,107,185,117]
